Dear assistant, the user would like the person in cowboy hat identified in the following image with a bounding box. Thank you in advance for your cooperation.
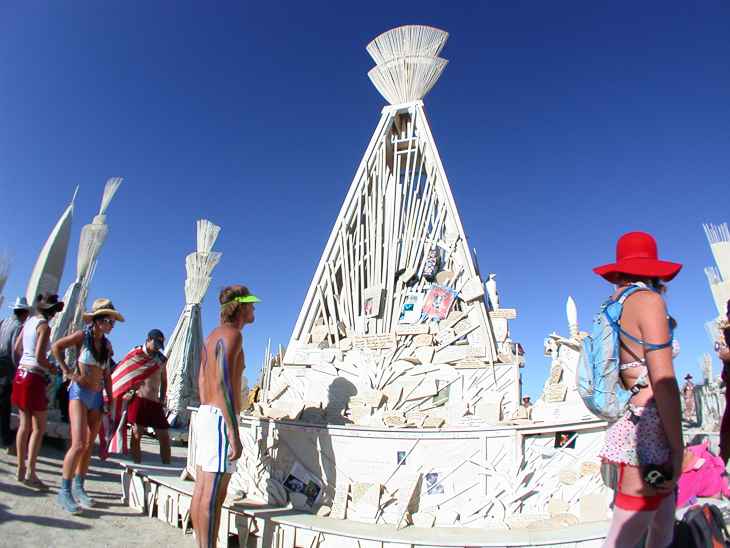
[522,396,533,408]
[12,292,64,491]
[52,298,124,514]
[0,297,34,455]
[594,232,683,548]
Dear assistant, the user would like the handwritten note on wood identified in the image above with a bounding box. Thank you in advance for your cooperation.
[330,484,349,519]
[545,384,568,403]
[395,324,430,336]
[353,333,397,349]
[580,493,607,523]
[459,277,485,302]
[395,471,421,530]
[558,469,579,485]
[580,462,601,477]
[489,309,517,319]
[454,356,486,369]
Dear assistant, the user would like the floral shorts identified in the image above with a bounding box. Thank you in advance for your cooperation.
[598,406,670,467]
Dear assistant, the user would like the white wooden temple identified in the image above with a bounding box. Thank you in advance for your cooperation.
[170,25,611,547]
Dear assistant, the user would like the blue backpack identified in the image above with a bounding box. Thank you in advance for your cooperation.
[576,283,673,422]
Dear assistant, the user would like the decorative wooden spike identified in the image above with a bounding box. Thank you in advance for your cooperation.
[367,25,449,105]
[98,177,122,217]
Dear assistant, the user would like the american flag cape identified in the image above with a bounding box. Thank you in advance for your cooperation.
[99,346,163,460]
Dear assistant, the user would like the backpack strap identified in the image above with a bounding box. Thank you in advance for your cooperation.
[606,283,674,350]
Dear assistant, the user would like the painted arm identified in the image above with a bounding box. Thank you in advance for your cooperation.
[52,329,86,385]
[215,338,242,461]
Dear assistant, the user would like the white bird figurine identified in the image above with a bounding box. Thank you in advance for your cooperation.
[486,274,499,310]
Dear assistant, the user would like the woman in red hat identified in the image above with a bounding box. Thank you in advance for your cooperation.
[594,232,683,548]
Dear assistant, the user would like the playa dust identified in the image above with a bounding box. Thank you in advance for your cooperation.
[0,435,196,547]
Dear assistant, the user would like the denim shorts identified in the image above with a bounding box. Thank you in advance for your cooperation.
[69,382,104,411]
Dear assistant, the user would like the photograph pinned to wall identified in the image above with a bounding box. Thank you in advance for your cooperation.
[283,462,323,507]
[431,380,451,407]
[397,451,407,466]
[362,286,384,317]
[422,284,458,321]
[421,470,452,506]
[398,292,423,324]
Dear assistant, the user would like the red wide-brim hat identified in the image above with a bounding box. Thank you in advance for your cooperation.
[593,231,682,284]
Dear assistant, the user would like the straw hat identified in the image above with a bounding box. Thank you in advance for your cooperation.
[593,232,682,284]
[83,298,125,324]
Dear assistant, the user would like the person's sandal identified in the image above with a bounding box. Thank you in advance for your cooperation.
[23,478,50,492]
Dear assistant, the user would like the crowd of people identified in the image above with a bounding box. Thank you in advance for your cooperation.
[0,283,258,548]
[3,237,730,548]
[0,293,173,515]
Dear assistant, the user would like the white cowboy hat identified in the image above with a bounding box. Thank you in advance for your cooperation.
[8,296,33,310]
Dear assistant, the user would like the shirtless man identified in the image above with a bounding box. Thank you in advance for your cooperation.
[191,286,259,548]
[122,329,170,464]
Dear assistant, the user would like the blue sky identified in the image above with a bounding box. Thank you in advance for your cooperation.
[1,2,728,401]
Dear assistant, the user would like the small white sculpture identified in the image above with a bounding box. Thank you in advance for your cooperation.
[486,274,499,310]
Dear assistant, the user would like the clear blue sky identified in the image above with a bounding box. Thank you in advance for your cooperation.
[1,2,728,401]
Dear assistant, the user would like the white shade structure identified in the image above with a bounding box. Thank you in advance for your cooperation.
[703,223,730,317]
[367,25,449,105]
[165,219,222,428]
[52,178,122,345]
[25,188,77,305]
[0,248,12,309]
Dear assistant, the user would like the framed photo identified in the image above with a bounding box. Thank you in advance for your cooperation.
[362,286,384,317]
[422,284,457,321]
[398,292,423,324]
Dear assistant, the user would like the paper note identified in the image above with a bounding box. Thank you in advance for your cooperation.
[330,484,349,520]
[455,356,486,369]
[545,384,568,403]
[580,493,607,523]
[353,333,397,349]
[395,324,430,336]
[558,469,579,485]
[395,471,421,530]
[506,512,550,529]
[580,461,601,477]
[489,308,516,319]
[459,277,485,302]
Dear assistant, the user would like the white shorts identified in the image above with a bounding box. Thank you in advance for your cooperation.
[194,405,237,474]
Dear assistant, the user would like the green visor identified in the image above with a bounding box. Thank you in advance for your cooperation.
[221,294,261,307]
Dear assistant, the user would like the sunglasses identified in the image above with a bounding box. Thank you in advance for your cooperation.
[100,318,116,327]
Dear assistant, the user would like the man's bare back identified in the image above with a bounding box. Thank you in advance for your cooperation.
[200,324,245,420]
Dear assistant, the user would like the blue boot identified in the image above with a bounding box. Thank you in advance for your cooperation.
[72,474,96,507]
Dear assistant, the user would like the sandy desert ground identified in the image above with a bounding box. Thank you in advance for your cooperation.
[0,435,197,547]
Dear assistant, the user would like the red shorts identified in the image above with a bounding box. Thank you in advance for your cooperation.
[127,396,169,430]
[11,368,48,412]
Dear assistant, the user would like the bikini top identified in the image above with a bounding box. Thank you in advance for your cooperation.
[619,339,680,370]
[78,329,110,370]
